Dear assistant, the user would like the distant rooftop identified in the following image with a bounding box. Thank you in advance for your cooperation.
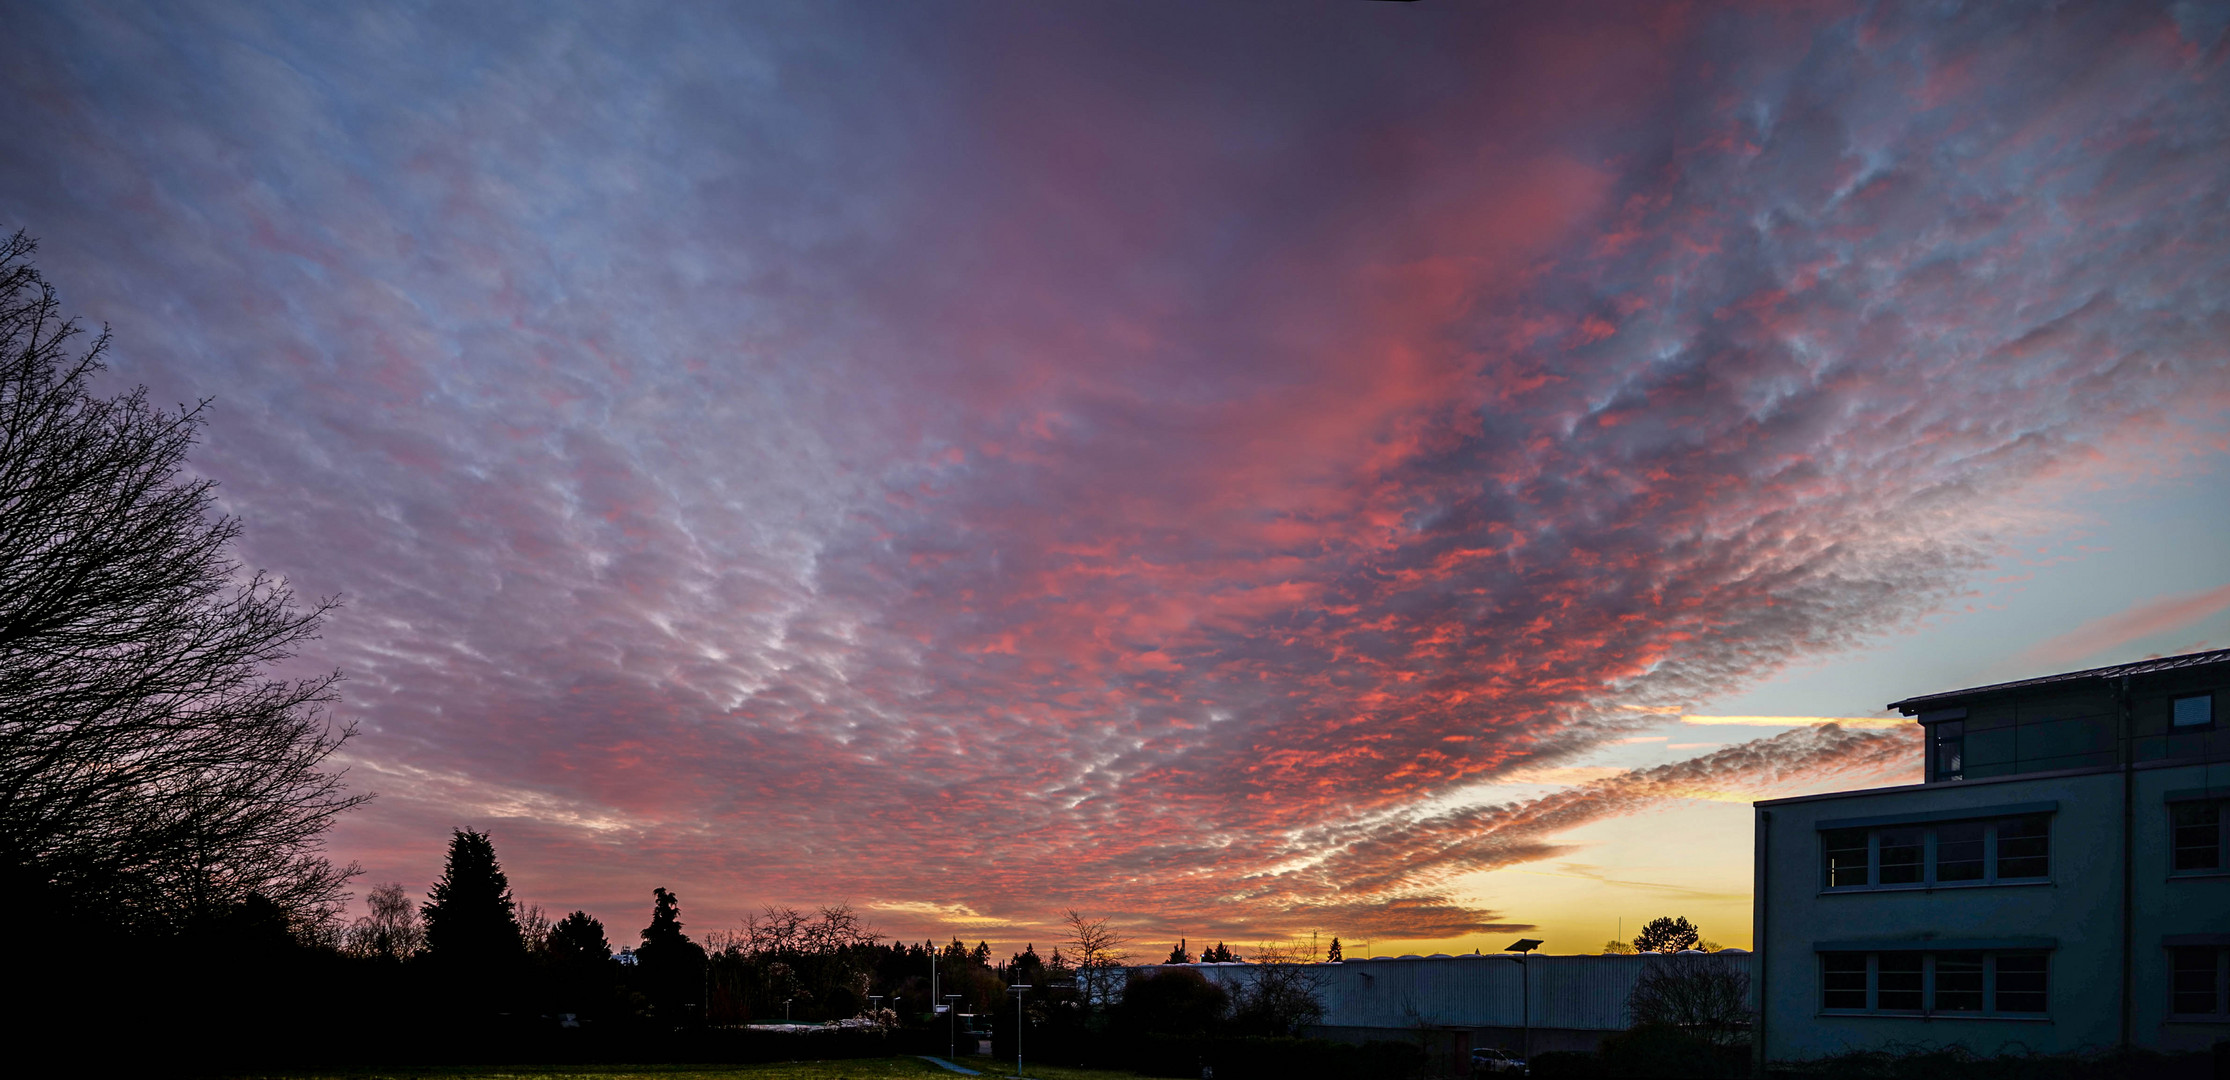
[1887,646,2230,714]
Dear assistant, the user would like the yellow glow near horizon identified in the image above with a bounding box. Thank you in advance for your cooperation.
[1679,714,1906,728]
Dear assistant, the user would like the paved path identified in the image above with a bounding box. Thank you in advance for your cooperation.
[918,1055,983,1075]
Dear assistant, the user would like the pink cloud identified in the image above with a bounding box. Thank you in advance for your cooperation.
[2025,583,2230,667]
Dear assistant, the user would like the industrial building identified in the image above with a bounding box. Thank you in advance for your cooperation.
[1142,949,1752,1063]
[1752,647,2230,1062]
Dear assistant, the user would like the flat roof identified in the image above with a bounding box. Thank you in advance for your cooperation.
[1886,646,2230,713]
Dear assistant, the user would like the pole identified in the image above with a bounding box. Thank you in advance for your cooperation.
[1521,955,1529,1064]
[1008,984,1034,1078]
[946,994,961,1060]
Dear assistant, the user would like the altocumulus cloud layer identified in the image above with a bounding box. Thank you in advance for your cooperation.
[2,1,2227,941]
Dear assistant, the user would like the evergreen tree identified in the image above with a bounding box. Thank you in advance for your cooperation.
[1326,937,1342,963]
[549,910,612,964]
[422,829,522,964]
[635,887,707,1021]
[641,887,689,950]
[1007,943,1045,985]
[1167,937,1192,964]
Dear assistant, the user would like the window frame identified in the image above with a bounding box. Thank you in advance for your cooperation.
[2171,692,2215,731]
[2167,946,2230,1021]
[1816,950,2050,1018]
[1931,719,1965,782]
[1819,814,2053,892]
[2168,799,2228,877]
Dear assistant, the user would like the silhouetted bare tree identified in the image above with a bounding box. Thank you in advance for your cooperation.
[0,230,362,939]
[1628,952,1751,1046]
[1061,908,1129,1009]
[345,881,426,961]
[1230,941,1326,1036]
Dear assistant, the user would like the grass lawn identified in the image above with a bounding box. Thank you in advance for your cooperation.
[235,1056,1141,1080]
[952,1055,1137,1080]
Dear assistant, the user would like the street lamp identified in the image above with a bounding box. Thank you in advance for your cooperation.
[1008,984,1033,1078]
[785,996,794,1022]
[945,994,962,1060]
[1503,939,1543,1065]
[869,994,884,1023]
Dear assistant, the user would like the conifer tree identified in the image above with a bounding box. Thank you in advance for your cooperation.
[422,828,522,963]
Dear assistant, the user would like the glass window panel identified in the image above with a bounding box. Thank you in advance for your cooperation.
[1934,952,1983,1012]
[2171,948,2219,1016]
[1821,953,1868,1010]
[2173,694,2213,729]
[1994,953,2047,1014]
[1935,822,1985,882]
[1823,829,1870,887]
[2171,802,2221,872]
[1877,953,1923,1011]
[1879,828,1924,884]
[1934,721,1964,780]
[1996,815,2050,879]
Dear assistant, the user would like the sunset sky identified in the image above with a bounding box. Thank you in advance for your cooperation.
[5,0,2229,958]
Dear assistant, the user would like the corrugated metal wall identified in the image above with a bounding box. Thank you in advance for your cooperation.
[1130,951,1754,1033]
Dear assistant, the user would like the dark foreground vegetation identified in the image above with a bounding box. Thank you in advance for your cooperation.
[1522,1029,2224,1080]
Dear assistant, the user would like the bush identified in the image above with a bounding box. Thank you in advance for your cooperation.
[1597,1023,1747,1078]
[1763,1043,2218,1080]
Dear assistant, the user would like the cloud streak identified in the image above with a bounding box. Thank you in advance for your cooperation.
[2025,583,2230,666]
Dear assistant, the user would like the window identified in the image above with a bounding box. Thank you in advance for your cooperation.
[1879,828,1925,885]
[1933,720,1964,781]
[1818,951,2048,1016]
[1935,821,1985,882]
[1995,953,2048,1013]
[2173,694,2214,729]
[2171,947,2229,1019]
[1996,815,2050,879]
[2171,800,2225,873]
[1877,953,1923,1011]
[1934,952,1983,1012]
[1824,829,1870,887]
[1820,814,2051,889]
[1822,953,1867,1010]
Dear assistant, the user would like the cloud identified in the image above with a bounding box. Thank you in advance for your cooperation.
[1681,716,1906,728]
[0,1,2222,947]
[2023,583,2230,667]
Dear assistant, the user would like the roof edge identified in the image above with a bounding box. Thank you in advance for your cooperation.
[1886,647,2230,714]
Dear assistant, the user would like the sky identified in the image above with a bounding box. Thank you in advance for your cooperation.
[4,0,2229,959]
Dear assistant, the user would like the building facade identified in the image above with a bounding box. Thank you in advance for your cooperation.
[1752,648,2230,1063]
[1140,949,1752,1061]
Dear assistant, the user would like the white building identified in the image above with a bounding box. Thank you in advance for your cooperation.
[1752,648,2230,1064]
[1140,949,1751,1060]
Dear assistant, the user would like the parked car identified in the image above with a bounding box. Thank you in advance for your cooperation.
[1471,1047,1528,1075]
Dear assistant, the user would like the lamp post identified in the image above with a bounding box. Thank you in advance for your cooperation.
[1008,984,1033,1078]
[1503,939,1543,1065]
[785,997,794,1022]
[945,994,962,1060]
[869,994,884,1023]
